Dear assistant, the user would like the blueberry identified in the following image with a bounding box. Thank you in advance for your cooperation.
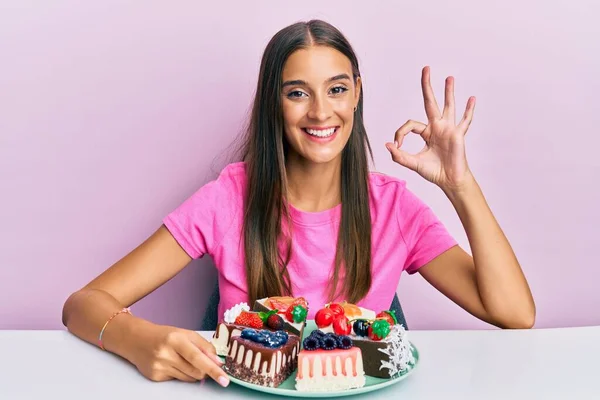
[241,328,258,341]
[274,331,289,340]
[255,331,270,344]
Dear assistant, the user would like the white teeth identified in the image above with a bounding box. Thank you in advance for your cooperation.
[305,128,336,137]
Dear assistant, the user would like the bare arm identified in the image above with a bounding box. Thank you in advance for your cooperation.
[387,67,535,329]
[61,225,229,385]
[418,176,535,329]
[62,225,192,350]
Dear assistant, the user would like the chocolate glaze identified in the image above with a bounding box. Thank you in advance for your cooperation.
[226,335,300,387]
[213,322,246,346]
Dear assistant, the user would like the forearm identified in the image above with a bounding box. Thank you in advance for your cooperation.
[444,174,535,328]
[62,288,149,361]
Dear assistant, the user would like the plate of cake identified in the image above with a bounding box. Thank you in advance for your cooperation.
[211,297,420,397]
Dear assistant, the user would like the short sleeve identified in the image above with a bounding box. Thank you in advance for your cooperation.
[162,164,243,259]
[397,186,457,274]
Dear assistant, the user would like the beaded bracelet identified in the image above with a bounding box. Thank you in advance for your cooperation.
[98,307,131,350]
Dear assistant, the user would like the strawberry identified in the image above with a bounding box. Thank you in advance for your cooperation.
[376,310,398,326]
[327,303,345,318]
[315,308,335,328]
[266,313,284,331]
[268,299,289,313]
[285,304,308,323]
[235,311,264,329]
[290,297,308,310]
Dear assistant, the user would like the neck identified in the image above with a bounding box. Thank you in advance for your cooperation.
[285,154,342,213]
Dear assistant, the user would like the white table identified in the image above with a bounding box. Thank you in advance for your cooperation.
[1,326,598,399]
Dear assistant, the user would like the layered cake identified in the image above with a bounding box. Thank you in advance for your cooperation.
[313,302,376,335]
[253,296,309,336]
[295,331,365,391]
[314,304,415,378]
[225,328,300,388]
[212,302,289,356]
[351,322,415,378]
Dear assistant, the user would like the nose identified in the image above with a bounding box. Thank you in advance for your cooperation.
[307,93,332,121]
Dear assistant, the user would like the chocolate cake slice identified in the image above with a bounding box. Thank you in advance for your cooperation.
[225,329,300,388]
[212,322,247,357]
[253,297,308,336]
[351,325,416,378]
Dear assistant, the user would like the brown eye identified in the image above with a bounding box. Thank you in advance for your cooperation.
[330,86,348,95]
[287,90,307,98]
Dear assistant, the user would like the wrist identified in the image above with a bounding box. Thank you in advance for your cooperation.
[441,171,480,206]
[102,313,149,362]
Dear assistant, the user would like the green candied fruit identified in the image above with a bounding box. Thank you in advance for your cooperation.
[291,305,308,323]
[371,319,391,339]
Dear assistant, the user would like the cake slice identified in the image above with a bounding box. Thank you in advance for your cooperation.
[225,328,300,388]
[350,311,416,378]
[253,296,309,336]
[212,302,287,356]
[295,331,365,392]
[313,304,416,379]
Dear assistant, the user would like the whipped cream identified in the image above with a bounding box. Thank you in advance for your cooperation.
[224,302,250,324]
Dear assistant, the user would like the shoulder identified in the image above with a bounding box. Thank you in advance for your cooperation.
[367,171,430,215]
[368,170,408,202]
[201,161,248,196]
[174,162,247,211]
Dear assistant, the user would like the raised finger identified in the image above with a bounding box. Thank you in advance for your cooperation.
[394,120,428,148]
[458,96,476,133]
[421,66,441,121]
[443,76,455,124]
[177,339,229,387]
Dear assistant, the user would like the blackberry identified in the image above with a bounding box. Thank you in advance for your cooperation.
[337,335,353,350]
[320,336,338,351]
[303,336,320,351]
[310,330,325,339]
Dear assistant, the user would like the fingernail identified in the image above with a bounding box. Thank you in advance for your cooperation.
[395,140,399,148]
[218,376,230,387]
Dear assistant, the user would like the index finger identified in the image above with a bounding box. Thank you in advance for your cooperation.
[421,66,441,121]
[177,339,230,387]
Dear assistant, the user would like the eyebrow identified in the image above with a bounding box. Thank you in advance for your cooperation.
[282,73,352,88]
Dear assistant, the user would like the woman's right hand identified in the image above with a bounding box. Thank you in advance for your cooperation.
[129,322,230,387]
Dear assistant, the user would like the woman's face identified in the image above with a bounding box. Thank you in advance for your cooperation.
[281,46,361,165]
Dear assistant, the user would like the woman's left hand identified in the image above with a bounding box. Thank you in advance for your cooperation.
[386,66,476,193]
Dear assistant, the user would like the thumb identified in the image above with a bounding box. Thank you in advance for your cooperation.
[386,143,419,172]
[188,331,224,366]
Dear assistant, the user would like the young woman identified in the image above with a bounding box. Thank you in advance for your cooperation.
[62,20,535,387]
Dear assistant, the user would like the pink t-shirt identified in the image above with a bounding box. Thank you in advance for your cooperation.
[163,162,457,320]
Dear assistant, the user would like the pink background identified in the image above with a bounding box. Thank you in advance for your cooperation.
[1,1,598,330]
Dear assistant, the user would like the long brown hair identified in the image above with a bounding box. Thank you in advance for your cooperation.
[239,20,374,306]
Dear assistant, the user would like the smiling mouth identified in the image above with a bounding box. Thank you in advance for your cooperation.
[302,127,338,138]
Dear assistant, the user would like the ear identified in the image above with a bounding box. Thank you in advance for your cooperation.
[354,76,362,108]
